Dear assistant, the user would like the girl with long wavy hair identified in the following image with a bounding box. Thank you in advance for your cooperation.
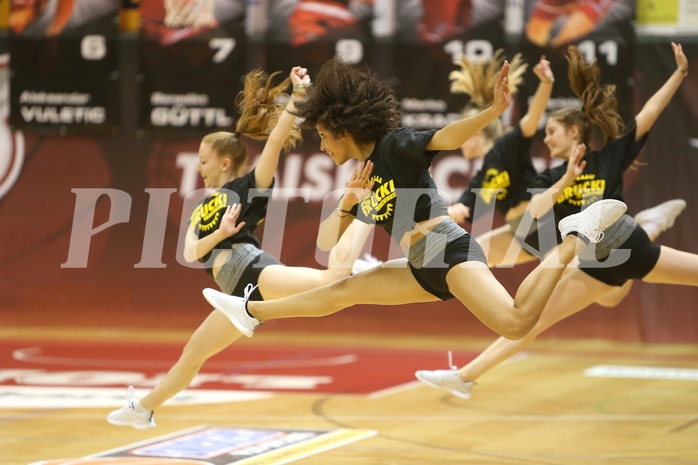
[417,42,692,400]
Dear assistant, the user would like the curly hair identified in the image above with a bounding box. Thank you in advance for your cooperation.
[293,58,402,145]
[563,45,625,144]
[203,69,302,177]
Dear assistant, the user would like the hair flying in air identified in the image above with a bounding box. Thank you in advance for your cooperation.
[449,49,528,108]
[235,69,303,151]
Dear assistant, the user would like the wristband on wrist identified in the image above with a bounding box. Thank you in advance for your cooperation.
[678,66,688,76]
[336,195,352,215]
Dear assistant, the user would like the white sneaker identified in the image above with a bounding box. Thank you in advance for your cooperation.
[634,199,686,233]
[558,199,627,243]
[351,253,383,274]
[203,284,260,337]
[415,369,476,400]
[107,386,155,429]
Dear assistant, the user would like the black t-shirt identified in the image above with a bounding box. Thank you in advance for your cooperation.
[189,168,272,274]
[350,127,449,240]
[458,124,537,221]
[530,123,648,243]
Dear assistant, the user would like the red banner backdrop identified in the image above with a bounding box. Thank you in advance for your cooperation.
[8,0,120,134]
[1,4,697,343]
[136,0,246,136]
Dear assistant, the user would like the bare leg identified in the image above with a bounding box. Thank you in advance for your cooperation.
[137,222,375,411]
[595,199,686,307]
[252,259,440,321]
[475,224,538,268]
[459,244,698,384]
[593,280,633,307]
[642,246,698,286]
[258,220,374,299]
[447,235,583,339]
[248,235,584,340]
[207,201,627,338]
[460,268,612,382]
[112,221,375,422]
[140,311,242,411]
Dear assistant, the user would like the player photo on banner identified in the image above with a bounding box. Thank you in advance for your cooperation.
[9,0,120,134]
[9,0,118,37]
[264,0,374,78]
[137,0,247,135]
[385,0,506,131]
[514,0,636,123]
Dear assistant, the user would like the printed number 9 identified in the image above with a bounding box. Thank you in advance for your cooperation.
[81,35,107,60]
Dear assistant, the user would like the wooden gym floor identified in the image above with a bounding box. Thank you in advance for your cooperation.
[1,325,697,465]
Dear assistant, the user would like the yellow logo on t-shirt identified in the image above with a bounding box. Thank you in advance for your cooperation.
[360,176,396,222]
[481,168,510,204]
[557,174,606,207]
[190,191,228,232]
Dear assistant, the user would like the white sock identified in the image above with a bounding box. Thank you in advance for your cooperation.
[133,400,150,414]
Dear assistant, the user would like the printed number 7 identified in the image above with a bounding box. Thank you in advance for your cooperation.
[210,38,236,63]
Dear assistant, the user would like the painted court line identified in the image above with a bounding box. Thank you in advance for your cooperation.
[585,365,698,380]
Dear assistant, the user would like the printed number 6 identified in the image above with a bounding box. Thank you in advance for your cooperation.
[81,35,107,61]
[335,39,363,64]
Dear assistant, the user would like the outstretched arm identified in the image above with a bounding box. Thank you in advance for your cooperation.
[635,42,688,141]
[254,66,311,190]
[519,56,554,138]
[427,61,510,151]
[528,144,586,219]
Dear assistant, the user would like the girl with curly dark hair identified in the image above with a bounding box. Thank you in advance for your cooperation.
[202,57,626,348]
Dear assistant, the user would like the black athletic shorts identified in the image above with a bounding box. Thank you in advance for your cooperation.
[579,225,661,286]
[409,233,488,301]
[231,251,282,301]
